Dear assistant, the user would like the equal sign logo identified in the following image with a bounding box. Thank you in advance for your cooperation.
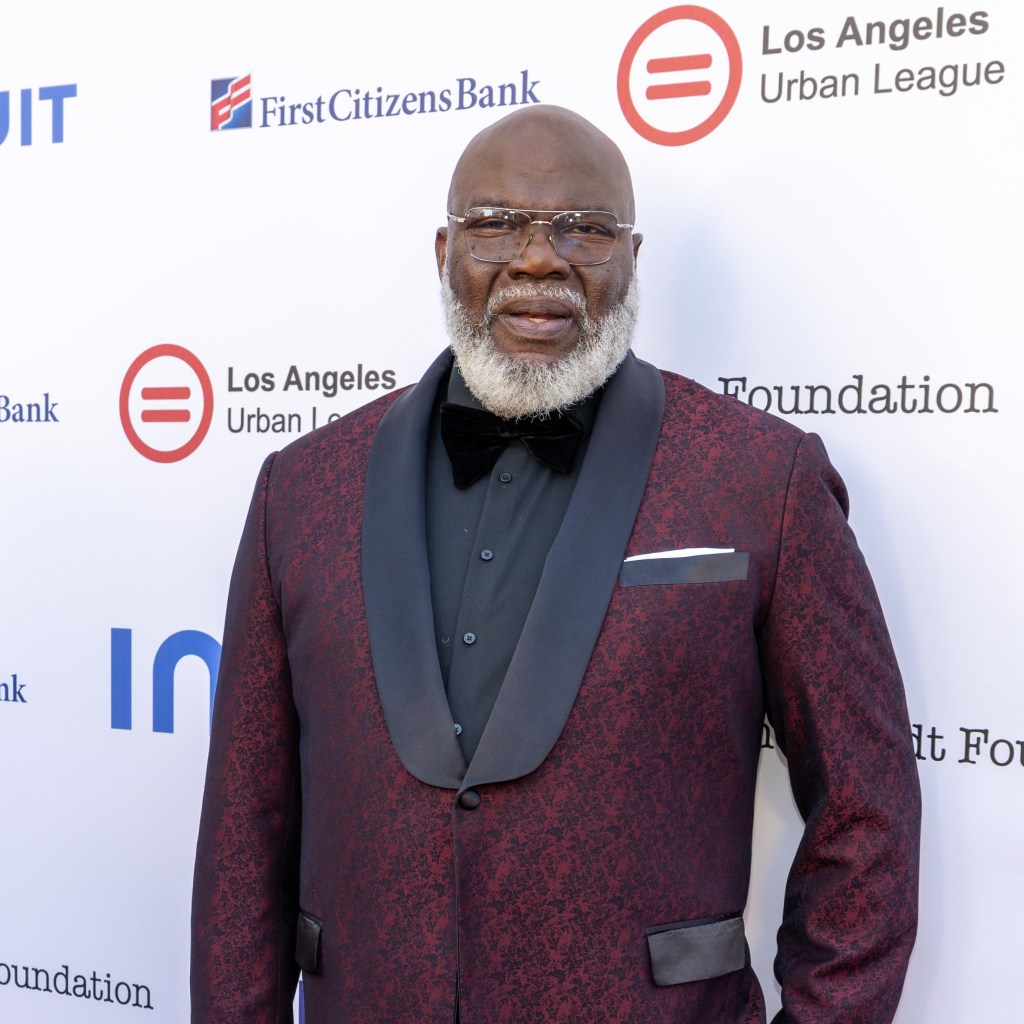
[119,345,214,463]
[211,73,252,131]
[618,6,742,146]
[142,385,191,424]
[646,53,713,100]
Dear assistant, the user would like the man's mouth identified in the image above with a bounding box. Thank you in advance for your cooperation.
[491,297,578,339]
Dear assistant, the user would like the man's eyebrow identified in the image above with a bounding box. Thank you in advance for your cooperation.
[462,199,617,212]
[461,198,516,210]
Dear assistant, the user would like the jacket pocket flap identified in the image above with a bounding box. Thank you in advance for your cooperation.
[620,552,749,588]
[295,911,322,975]
[645,915,746,986]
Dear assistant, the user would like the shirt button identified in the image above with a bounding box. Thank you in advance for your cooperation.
[463,632,476,645]
[499,472,512,483]
[459,789,481,810]
[480,549,494,561]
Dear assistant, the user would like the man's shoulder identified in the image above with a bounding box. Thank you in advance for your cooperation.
[265,385,410,486]
[657,366,805,448]
[271,348,450,474]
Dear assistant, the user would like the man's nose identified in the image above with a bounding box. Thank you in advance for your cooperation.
[508,223,571,277]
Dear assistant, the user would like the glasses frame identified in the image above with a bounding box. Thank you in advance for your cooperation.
[447,207,634,266]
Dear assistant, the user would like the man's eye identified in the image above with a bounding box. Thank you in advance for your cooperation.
[469,218,518,235]
[563,221,614,239]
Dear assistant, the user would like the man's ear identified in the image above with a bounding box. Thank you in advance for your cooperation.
[435,227,448,280]
[632,232,643,262]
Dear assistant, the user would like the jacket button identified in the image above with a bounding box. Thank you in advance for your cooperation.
[459,789,481,810]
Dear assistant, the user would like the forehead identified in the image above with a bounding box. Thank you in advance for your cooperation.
[449,121,632,215]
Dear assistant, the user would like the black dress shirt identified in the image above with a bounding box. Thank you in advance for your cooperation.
[425,366,600,761]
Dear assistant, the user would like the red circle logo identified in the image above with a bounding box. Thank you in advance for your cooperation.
[618,6,743,146]
[119,345,214,463]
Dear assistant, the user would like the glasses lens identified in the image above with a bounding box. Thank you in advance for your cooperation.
[551,211,620,265]
[461,209,532,262]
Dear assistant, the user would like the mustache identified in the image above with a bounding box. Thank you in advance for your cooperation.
[484,284,587,323]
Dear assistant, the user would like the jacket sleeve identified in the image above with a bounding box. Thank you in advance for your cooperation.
[191,452,302,1023]
[759,434,920,1024]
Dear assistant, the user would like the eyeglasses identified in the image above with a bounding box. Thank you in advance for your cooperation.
[447,208,634,266]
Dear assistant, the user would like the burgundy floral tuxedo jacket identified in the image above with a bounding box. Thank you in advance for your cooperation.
[191,350,920,1024]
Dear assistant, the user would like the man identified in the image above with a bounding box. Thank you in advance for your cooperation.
[192,106,920,1023]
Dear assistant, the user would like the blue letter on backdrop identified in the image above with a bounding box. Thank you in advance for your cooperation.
[152,630,222,734]
[110,628,222,733]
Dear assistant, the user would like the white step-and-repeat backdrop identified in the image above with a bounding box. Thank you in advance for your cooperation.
[2,2,1020,1020]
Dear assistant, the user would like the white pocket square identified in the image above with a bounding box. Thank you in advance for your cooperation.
[624,547,735,562]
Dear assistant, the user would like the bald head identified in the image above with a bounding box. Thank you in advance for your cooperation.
[447,106,636,224]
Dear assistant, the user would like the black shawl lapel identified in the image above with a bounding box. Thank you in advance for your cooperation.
[462,353,665,791]
[362,350,468,789]
[363,350,665,793]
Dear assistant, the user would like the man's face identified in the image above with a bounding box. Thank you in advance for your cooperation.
[435,125,642,368]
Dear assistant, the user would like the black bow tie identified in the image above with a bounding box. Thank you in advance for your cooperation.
[440,402,584,489]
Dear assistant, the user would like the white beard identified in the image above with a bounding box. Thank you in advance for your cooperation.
[440,269,639,419]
